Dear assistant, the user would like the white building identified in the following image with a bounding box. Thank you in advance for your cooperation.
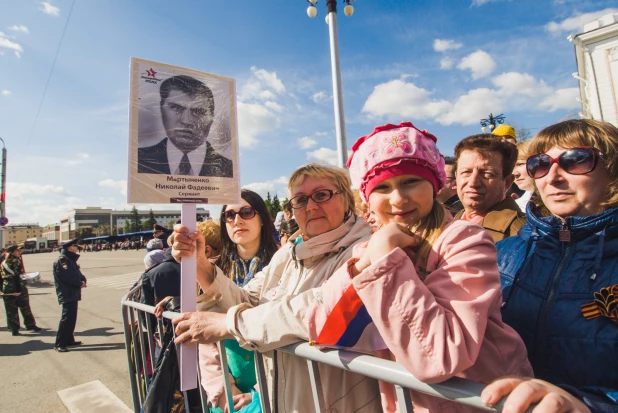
[569,13,618,127]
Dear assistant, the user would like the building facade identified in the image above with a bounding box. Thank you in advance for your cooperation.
[570,13,618,127]
[3,224,44,247]
[58,207,210,242]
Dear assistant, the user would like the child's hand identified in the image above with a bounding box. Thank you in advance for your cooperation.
[366,222,421,265]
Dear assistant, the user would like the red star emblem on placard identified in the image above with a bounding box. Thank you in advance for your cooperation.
[146,68,157,77]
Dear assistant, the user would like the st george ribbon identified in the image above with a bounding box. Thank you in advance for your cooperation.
[127,57,241,390]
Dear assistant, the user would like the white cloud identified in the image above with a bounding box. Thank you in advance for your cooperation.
[437,88,503,125]
[243,176,289,199]
[99,179,128,196]
[1,90,11,97]
[298,136,318,149]
[440,57,454,70]
[237,102,279,147]
[362,71,578,126]
[491,72,553,98]
[264,101,283,113]
[471,0,502,6]
[457,50,496,80]
[39,2,60,16]
[66,153,90,166]
[239,67,286,101]
[545,8,618,33]
[311,91,329,103]
[307,147,339,166]
[433,39,462,52]
[8,25,29,34]
[0,32,23,57]
[251,66,285,93]
[362,79,451,120]
[5,182,78,225]
[539,88,580,111]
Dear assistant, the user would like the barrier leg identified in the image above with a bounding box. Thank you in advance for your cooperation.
[254,352,271,413]
[396,385,414,412]
[122,305,141,413]
[307,359,326,413]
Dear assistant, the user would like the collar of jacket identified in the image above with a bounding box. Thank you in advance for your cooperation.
[523,204,618,242]
[61,249,80,261]
[293,215,372,261]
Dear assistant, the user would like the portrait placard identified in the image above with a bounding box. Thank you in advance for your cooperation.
[128,57,240,205]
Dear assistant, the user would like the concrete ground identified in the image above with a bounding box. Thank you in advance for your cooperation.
[0,250,147,413]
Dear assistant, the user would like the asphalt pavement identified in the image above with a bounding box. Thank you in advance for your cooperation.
[0,250,148,413]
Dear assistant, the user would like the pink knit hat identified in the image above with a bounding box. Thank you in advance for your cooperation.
[347,122,446,202]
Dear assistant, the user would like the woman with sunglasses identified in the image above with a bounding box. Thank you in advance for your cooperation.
[199,189,277,413]
[482,120,618,413]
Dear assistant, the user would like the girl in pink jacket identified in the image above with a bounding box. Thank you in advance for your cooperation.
[307,122,533,412]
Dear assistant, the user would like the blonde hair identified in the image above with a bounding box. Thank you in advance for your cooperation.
[197,220,222,254]
[529,119,618,212]
[516,140,533,161]
[353,189,369,216]
[288,163,356,216]
[410,201,448,269]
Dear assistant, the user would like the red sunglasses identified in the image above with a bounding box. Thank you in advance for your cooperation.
[526,146,603,179]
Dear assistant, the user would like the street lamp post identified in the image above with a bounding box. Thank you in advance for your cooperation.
[306,0,355,168]
[479,113,505,133]
[0,138,6,249]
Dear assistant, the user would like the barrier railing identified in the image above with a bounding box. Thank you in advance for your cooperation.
[121,289,508,413]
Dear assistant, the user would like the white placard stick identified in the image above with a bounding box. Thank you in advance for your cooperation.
[180,203,197,391]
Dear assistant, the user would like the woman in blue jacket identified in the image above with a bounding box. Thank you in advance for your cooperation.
[482,119,618,413]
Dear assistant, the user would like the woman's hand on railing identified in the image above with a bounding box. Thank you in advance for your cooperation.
[172,311,232,345]
[154,296,173,318]
[481,377,591,413]
[171,224,215,289]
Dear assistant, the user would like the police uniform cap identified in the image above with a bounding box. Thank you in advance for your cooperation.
[60,238,79,249]
[153,224,167,232]
[6,245,22,253]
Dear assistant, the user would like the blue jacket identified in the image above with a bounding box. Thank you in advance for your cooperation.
[497,205,618,411]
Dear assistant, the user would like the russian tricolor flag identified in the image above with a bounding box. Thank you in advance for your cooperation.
[314,284,387,353]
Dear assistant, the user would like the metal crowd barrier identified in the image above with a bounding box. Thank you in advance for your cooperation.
[121,288,509,413]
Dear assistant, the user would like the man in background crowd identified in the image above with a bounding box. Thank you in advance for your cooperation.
[437,156,463,216]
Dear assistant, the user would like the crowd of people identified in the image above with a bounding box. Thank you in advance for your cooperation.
[152,119,617,413]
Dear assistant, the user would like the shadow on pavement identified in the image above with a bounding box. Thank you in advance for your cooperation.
[28,280,55,288]
[77,327,123,337]
[0,339,49,356]
[27,292,51,296]
[64,343,126,351]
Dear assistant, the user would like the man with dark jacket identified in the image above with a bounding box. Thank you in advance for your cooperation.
[53,238,87,352]
[140,248,180,307]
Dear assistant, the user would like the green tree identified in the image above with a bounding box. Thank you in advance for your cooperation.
[75,226,93,238]
[142,209,157,231]
[264,192,274,218]
[98,224,111,236]
[123,220,131,234]
[272,194,282,214]
[129,206,141,232]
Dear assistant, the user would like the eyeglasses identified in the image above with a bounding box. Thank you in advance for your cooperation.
[289,189,341,209]
[223,207,257,223]
[526,146,603,179]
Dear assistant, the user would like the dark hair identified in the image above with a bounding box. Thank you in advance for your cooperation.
[219,189,278,275]
[443,156,455,166]
[282,201,293,215]
[159,75,215,116]
[279,219,299,237]
[454,134,517,178]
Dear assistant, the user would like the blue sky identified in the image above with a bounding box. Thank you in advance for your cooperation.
[0,0,616,226]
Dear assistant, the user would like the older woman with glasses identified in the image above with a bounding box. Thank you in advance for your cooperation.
[482,120,618,413]
[170,164,381,413]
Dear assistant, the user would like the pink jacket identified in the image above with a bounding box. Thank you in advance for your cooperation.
[307,219,533,413]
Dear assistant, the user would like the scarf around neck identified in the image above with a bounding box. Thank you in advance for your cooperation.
[230,254,264,287]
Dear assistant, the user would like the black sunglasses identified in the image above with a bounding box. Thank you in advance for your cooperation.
[526,146,603,179]
[289,189,341,209]
[223,207,257,223]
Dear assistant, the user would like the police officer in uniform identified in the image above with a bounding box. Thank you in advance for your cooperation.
[153,224,170,249]
[1,245,41,336]
[53,238,87,352]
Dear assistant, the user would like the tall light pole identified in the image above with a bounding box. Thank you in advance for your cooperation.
[306,0,355,168]
[0,138,6,248]
[480,113,505,133]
